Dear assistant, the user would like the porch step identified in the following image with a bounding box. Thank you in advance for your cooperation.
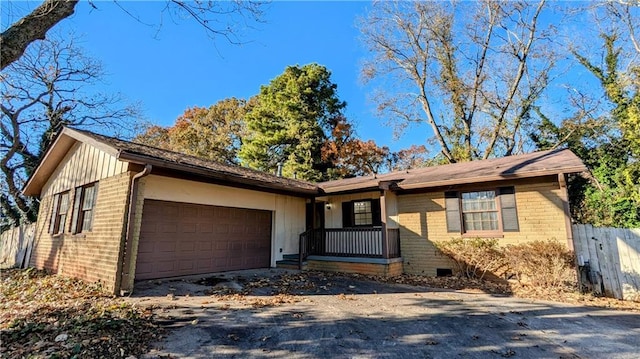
[276,254,306,270]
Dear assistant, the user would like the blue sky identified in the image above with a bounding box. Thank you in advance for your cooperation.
[3,1,422,151]
[2,1,622,154]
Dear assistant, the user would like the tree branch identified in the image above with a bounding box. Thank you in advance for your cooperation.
[0,0,79,70]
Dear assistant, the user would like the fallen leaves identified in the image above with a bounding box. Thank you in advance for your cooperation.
[337,293,356,301]
[314,271,640,312]
[0,269,159,359]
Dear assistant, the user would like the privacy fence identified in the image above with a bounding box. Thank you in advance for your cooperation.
[0,223,36,269]
[573,224,640,301]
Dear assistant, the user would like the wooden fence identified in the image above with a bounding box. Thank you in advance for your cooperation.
[573,224,640,301]
[0,223,36,269]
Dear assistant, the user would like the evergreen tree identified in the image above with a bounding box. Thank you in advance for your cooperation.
[239,64,346,181]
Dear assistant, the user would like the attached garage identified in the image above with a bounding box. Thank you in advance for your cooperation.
[135,199,272,280]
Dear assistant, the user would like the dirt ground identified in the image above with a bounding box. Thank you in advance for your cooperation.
[126,269,640,359]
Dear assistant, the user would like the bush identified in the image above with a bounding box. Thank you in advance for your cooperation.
[505,240,576,289]
[434,238,508,280]
[435,238,577,290]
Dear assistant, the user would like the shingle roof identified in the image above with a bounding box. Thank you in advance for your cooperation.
[319,148,587,193]
[73,128,318,193]
[24,127,587,197]
[23,127,318,196]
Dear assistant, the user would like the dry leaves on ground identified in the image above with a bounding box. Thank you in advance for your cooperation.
[336,272,640,312]
[0,268,160,359]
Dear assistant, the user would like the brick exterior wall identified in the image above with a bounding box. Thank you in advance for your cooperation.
[398,178,569,276]
[306,260,403,277]
[29,172,132,294]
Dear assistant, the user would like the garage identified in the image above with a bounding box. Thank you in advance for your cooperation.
[135,199,272,280]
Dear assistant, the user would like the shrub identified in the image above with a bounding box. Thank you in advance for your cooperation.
[434,238,509,280]
[504,240,576,289]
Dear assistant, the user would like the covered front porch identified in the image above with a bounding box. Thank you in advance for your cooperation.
[296,227,402,276]
[285,187,403,277]
[299,227,401,259]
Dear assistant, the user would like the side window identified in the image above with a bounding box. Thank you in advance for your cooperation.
[445,187,519,234]
[461,191,499,231]
[71,182,98,233]
[49,191,70,234]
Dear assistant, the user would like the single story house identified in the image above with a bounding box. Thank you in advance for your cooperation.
[23,127,587,294]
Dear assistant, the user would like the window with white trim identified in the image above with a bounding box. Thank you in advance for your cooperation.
[445,187,519,235]
[341,199,382,227]
[461,191,499,231]
[353,200,373,226]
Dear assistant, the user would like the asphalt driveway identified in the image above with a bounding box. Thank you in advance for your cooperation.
[126,269,640,359]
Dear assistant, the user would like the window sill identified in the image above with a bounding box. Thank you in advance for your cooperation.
[461,232,504,239]
[52,233,88,239]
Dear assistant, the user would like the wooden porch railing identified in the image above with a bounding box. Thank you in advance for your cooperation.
[387,228,401,258]
[299,227,401,268]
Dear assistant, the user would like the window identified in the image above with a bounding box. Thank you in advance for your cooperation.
[353,201,373,226]
[445,187,519,235]
[49,191,70,234]
[461,191,499,231]
[341,199,382,227]
[71,182,98,233]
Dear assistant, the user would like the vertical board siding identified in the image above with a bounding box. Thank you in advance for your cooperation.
[573,224,640,301]
[42,142,128,197]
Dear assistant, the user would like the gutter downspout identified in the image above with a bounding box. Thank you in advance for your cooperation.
[117,164,152,295]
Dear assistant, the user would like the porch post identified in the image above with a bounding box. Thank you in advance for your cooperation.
[380,190,389,259]
[310,196,317,253]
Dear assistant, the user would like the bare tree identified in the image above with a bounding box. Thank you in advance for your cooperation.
[1,0,265,70]
[359,0,556,162]
[1,35,137,228]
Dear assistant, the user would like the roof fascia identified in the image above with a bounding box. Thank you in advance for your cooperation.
[396,167,586,191]
[117,151,320,197]
[22,127,120,196]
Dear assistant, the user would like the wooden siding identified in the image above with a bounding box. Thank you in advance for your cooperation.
[42,142,128,197]
[398,178,569,276]
[319,191,381,228]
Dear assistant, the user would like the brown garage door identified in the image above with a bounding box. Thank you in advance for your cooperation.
[135,199,272,280]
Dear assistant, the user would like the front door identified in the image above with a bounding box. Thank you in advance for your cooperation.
[305,201,325,230]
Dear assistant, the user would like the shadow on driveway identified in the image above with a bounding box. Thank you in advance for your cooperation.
[127,269,640,359]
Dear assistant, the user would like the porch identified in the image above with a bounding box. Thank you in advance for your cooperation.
[299,227,401,259]
[282,227,402,277]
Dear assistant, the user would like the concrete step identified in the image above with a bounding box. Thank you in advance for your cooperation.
[276,258,306,270]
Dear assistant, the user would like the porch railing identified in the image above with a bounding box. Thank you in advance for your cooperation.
[388,228,401,258]
[299,227,401,268]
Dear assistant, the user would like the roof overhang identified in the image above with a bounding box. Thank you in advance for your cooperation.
[118,151,319,197]
[22,128,120,196]
[23,127,319,198]
[394,167,586,191]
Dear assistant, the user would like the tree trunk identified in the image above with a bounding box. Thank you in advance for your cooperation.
[0,0,79,70]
